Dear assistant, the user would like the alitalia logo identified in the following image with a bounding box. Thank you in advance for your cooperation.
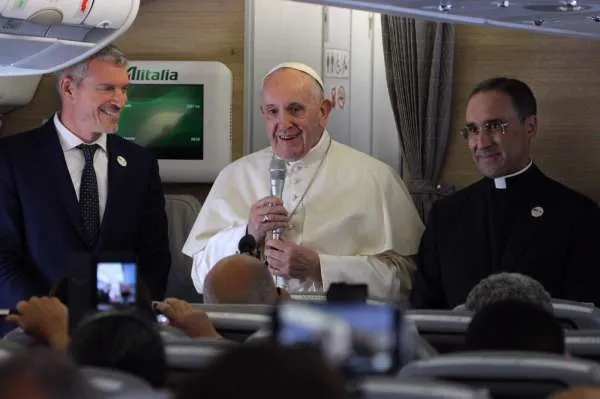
[128,66,179,81]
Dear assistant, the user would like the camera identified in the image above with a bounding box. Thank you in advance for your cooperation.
[272,301,402,377]
[96,261,138,311]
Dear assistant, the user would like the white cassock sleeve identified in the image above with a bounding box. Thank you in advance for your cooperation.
[319,252,416,301]
[190,224,248,293]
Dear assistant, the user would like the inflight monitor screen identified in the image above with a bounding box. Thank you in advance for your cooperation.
[117,84,204,160]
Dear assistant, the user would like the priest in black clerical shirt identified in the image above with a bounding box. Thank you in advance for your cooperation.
[411,77,600,309]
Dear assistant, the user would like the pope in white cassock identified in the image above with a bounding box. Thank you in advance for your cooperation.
[182,62,424,301]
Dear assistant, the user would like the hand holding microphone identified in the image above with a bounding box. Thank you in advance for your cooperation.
[247,157,290,244]
[247,197,289,245]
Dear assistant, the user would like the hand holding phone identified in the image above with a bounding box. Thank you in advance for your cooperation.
[154,299,221,339]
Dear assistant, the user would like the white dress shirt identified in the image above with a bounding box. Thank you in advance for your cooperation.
[182,130,424,301]
[54,113,108,221]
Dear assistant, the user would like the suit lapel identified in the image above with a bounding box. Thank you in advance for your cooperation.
[38,122,89,244]
[98,135,130,246]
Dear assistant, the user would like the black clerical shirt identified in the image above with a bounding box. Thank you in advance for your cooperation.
[411,164,600,309]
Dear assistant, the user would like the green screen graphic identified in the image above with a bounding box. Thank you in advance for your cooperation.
[117,84,204,160]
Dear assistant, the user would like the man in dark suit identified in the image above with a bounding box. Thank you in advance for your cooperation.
[0,45,170,322]
[411,77,600,309]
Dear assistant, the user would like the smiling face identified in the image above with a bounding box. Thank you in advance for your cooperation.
[465,90,537,178]
[59,58,129,143]
[260,68,331,161]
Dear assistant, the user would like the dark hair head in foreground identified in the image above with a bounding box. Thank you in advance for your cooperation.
[465,272,553,313]
[69,309,166,388]
[465,299,565,355]
[176,341,345,399]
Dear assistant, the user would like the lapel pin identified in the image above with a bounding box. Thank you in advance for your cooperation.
[117,156,127,167]
[531,206,544,218]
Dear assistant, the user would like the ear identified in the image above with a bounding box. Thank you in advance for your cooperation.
[58,76,77,103]
[524,114,538,139]
[320,99,333,120]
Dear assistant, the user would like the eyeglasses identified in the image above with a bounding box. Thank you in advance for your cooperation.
[460,119,510,140]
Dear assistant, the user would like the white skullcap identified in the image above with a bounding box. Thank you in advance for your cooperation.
[263,62,324,90]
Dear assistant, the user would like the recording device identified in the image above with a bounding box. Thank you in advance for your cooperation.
[96,261,139,312]
[269,157,286,241]
[272,301,402,377]
[67,252,144,332]
[327,283,368,303]
[152,302,170,325]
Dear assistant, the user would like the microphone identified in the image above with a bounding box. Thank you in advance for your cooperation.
[269,157,287,240]
[269,157,287,290]
[238,234,259,259]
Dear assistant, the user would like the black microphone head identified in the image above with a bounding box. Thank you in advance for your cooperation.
[238,234,257,255]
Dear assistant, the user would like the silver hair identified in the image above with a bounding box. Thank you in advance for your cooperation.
[203,261,278,305]
[54,45,128,93]
[465,272,553,313]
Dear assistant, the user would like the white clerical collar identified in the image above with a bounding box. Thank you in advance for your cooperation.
[287,129,331,167]
[493,161,533,189]
[54,113,107,153]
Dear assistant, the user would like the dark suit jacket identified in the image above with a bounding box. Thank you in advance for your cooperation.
[0,120,171,310]
[411,165,600,309]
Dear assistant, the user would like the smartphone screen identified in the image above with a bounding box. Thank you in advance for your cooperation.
[96,262,138,311]
[273,302,401,376]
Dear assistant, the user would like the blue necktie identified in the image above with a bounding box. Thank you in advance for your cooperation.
[77,144,100,246]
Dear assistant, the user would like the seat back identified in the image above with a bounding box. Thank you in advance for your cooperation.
[405,309,472,353]
[401,319,439,362]
[566,330,600,362]
[552,299,600,329]
[2,329,33,349]
[290,292,388,305]
[110,392,171,399]
[192,303,272,342]
[399,351,600,399]
[164,194,203,302]
[165,337,236,371]
[82,366,155,397]
[0,337,24,359]
[362,377,490,399]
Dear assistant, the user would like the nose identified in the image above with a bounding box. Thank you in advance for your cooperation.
[277,111,294,129]
[472,129,493,149]
[111,88,127,108]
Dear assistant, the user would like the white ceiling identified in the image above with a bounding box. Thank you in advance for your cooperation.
[291,0,600,39]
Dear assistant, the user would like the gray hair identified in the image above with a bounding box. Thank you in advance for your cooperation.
[203,262,278,305]
[0,348,100,399]
[54,44,128,92]
[465,272,553,313]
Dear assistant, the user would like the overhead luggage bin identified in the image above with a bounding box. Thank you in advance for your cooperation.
[0,0,140,76]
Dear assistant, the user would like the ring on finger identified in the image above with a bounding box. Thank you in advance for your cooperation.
[262,215,270,223]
